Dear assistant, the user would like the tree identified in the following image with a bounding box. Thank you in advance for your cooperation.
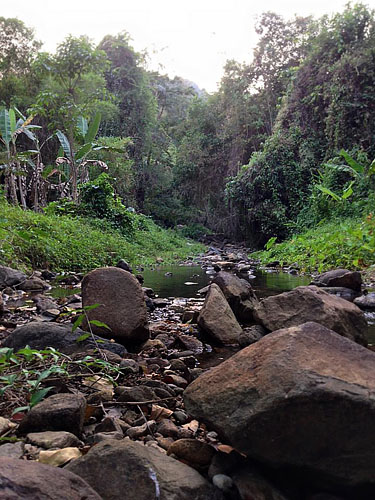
[31,36,111,201]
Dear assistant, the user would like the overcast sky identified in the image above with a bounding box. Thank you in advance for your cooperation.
[2,0,372,91]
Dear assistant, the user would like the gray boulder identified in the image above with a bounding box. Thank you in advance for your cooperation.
[184,322,375,487]
[312,269,362,291]
[198,284,242,344]
[66,439,222,499]
[354,293,375,310]
[0,265,26,289]
[82,267,148,343]
[0,457,101,499]
[253,285,367,345]
[2,321,126,356]
[18,393,86,436]
[213,271,258,323]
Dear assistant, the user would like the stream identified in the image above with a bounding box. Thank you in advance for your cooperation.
[142,263,375,345]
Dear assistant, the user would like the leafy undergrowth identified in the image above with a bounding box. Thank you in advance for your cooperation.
[0,201,204,272]
[252,214,375,273]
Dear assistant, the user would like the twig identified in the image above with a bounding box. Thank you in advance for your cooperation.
[103,397,175,406]
[137,404,155,438]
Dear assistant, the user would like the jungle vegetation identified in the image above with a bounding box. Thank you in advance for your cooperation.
[0,3,374,270]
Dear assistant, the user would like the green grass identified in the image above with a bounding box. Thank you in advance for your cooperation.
[252,215,375,273]
[0,201,205,272]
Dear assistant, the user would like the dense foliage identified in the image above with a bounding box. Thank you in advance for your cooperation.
[0,3,374,271]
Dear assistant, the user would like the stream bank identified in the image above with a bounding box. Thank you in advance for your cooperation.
[1,245,375,499]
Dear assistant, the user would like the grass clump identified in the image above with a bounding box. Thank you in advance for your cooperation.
[0,200,204,272]
[252,214,375,273]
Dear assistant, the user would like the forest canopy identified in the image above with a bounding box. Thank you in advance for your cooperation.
[0,3,374,248]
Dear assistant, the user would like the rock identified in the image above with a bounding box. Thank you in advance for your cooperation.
[141,338,166,351]
[184,322,375,487]
[354,293,375,310]
[253,285,367,345]
[66,439,221,499]
[18,394,86,436]
[153,298,169,308]
[116,259,133,273]
[313,269,362,291]
[321,287,360,302]
[198,284,242,344]
[212,474,233,493]
[157,419,180,438]
[115,385,157,403]
[163,373,188,388]
[2,321,126,356]
[41,269,57,280]
[0,457,101,499]
[0,293,3,315]
[27,431,83,449]
[167,439,216,468]
[232,467,288,500]
[32,294,58,313]
[0,442,24,459]
[88,432,124,444]
[238,325,266,347]
[0,417,15,436]
[126,421,155,439]
[145,296,155,312]
[17,277,48,291]
[0,265,27,289]
[82,267,149,343]
[143,287,155,297]
[213,271,258,322]
[172,334,204,353]
[95,417,123,434]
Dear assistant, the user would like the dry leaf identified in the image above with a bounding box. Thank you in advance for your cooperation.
[38,447,82,467]
[182,419,199,434]
[150,404,173,422]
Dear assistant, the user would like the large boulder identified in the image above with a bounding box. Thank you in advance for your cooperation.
[312,269,362,291]
[253,285,367,345]
[18,393,86,436]
[66,439,222,499]
[2,321,126,356]
[184,322,375,487]
[0,457,101,499]
[82,267,148,343]
[0,265,26,289]
[213,271,258,323]
[197,284,242,344]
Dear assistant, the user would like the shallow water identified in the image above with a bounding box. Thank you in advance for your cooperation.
[142,264,310,299]
[143,264,375,345]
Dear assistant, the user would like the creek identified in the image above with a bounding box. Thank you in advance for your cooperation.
[142,263,375,345]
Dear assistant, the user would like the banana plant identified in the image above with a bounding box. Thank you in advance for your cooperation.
[0,107,41,208]
[55,112,126,202]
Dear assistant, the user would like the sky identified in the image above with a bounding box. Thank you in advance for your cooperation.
[2,0,373,92]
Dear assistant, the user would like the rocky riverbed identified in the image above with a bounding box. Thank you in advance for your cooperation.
[0,246,375,499]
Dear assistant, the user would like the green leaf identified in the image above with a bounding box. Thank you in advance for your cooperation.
[30,387,53,407]
[85,112,101,143]
[0,108,12,146]
[21,128,37,143]
[75,143,92,161]
[9,109,16,135]
[89,320,111,331]
[72,314,84,332]
[84,303,101,311]
[368,159,375,177]
[14,107,26,121]
[316,184,341,202]
[77,116,88,138]
[339,150,365,174]
[76,333,90,343]
[56,130,71,157]
[12,406,30,415]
